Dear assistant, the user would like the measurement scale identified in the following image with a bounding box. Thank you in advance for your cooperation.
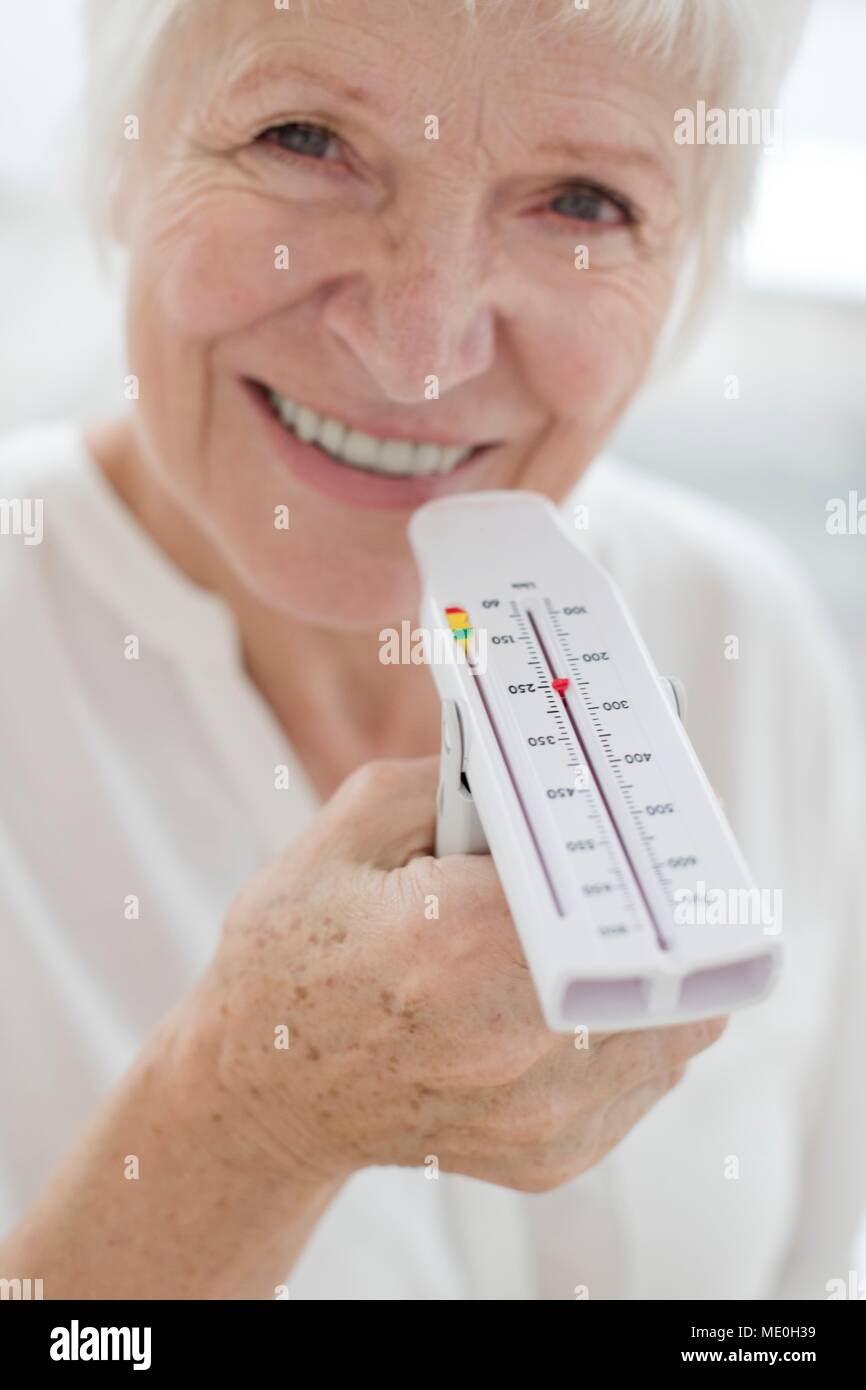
[408,491,781,1032]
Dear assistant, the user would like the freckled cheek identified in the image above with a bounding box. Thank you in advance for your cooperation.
[518,324,645,419]
[140,197,329,338]
[519,282,667,418]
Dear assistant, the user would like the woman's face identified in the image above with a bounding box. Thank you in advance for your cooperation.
[121,0,695,627]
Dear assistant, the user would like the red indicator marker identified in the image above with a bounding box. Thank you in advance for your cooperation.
[552,676,570,697]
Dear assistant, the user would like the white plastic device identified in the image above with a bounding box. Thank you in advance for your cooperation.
[408,491,781,1032]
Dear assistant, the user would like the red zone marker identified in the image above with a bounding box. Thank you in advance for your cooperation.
[551,676,570,698]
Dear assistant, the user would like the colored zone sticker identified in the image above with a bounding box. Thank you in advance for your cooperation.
[444,606,472,645]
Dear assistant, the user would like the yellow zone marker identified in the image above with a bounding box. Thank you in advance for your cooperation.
[444,606,472,645]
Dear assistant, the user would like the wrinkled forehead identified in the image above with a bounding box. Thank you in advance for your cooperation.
[180,0,654,70]
[161,0,691,165]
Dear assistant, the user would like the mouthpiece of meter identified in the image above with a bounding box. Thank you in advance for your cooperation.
[408,491,781,1033]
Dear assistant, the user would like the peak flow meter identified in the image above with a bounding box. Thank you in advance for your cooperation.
[408,491,781,1032]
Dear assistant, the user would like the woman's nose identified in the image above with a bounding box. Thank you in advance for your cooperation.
[320,224,497,403]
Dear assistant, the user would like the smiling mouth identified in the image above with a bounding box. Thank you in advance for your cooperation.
[250,380,490,478]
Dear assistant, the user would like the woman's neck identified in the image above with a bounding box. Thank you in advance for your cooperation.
[84,415,442,800]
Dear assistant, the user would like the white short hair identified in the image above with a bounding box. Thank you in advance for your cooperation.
[82,0,811,346]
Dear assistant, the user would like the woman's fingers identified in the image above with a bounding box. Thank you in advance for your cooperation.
[443,1067,686,1193]
[440,1016,723,1150]
[591,1017,728,1090]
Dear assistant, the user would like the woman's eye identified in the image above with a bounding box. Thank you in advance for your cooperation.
[260,121,340,161]
[550,185,634,226]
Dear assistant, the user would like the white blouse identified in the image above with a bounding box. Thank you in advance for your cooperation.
[1,420,863,1300]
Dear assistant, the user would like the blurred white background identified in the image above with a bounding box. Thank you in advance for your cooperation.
[612,0,866,686]
[0,0,864,1288]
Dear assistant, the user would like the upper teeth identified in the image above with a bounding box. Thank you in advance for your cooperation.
[267,389,474,476]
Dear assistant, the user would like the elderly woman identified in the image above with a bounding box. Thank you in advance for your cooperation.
[0,0,863,1302]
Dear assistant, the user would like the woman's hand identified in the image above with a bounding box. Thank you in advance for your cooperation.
[195,757,727,1193]
[1,756,726,1300]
